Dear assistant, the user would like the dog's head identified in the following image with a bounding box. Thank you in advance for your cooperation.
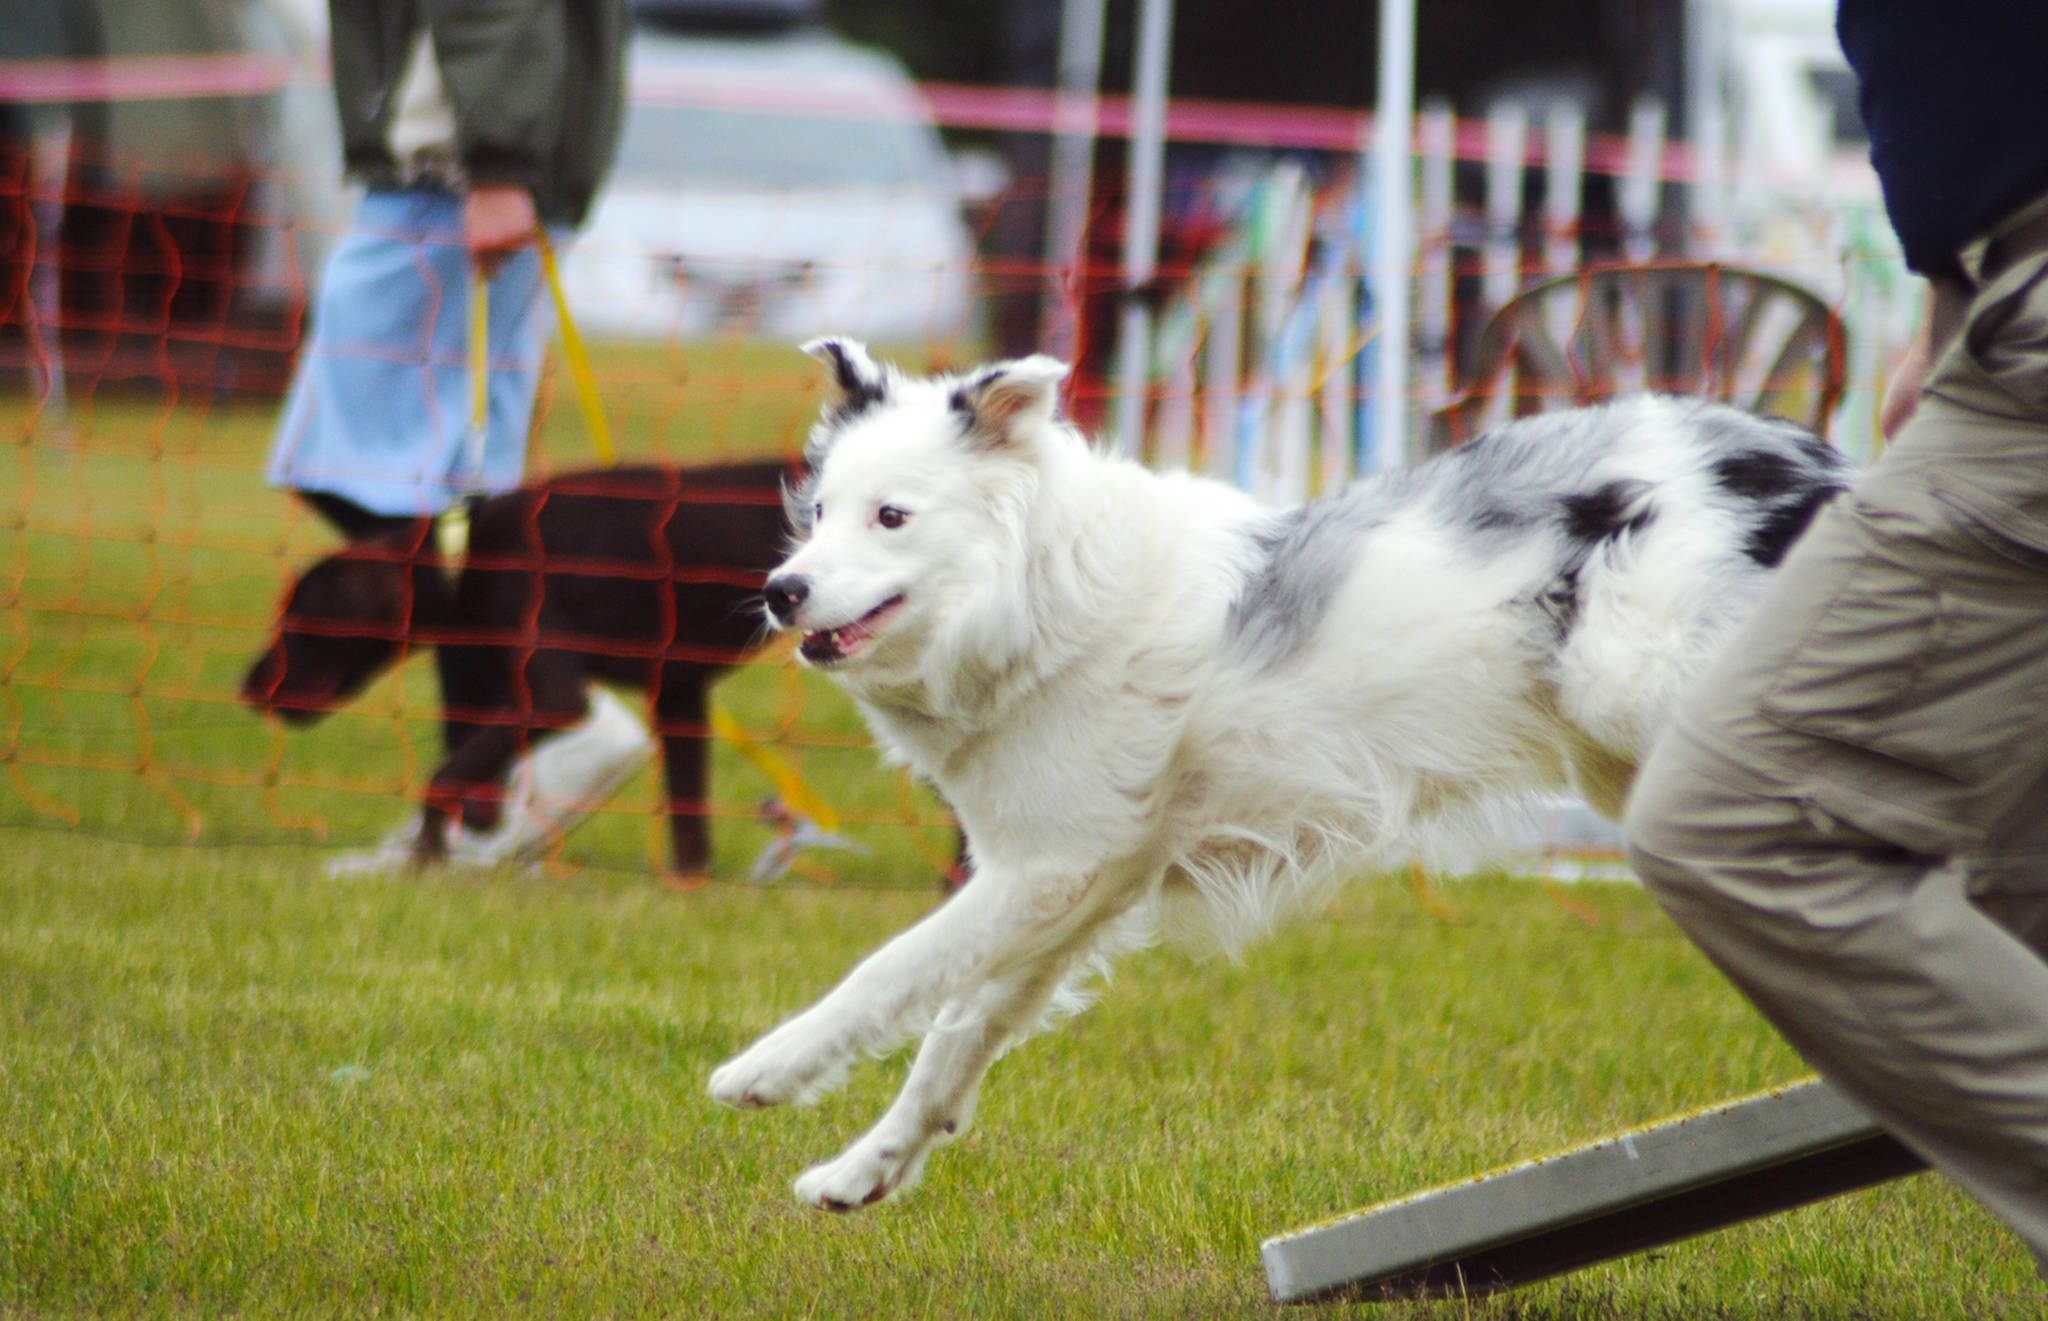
[241,537,421,725]
[762,338,1075,677]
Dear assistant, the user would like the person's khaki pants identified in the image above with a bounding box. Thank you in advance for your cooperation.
[1626,192,2048,1265]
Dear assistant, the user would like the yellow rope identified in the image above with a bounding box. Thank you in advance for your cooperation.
[535,229,616,465]
[709,708,840,834]
[443,272,489,571]
[526,232,839,837]
[469,270,489,435]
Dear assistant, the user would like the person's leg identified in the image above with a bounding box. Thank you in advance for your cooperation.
[1962,777,2048,961]
[266,189,550,519]
[444,686,655,866]
[297,490,414,542]
[1628,741,2048,1258]
[1625,227,2048,1259]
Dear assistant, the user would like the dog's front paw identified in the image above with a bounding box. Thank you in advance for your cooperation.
[793,1136,932,1212]
[707,1021,846,1109]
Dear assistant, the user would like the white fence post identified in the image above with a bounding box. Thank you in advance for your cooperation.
[1415,98,1455,419]
[1111,0,1174,458]
[1483,101,1528,317]
[1615,95,1667,393]
[1041,0,1108,364]
[1367,0,1417,473]
[1202,264,1245,480]
[1541,101,1587,369]
[1543,101,1585,276]
[1315,209,1359,494]
[1621,95,1666,265]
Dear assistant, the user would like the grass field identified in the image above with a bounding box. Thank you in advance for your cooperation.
[1,354,2042,1318]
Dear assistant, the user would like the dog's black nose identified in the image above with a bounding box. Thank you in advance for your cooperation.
[763,574,810,625]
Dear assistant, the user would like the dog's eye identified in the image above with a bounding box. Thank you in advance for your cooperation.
[877,505,909,530]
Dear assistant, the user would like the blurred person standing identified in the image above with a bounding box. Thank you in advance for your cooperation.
[272,0,627,531]
[1625,1,2048,1278]
[271,0,648,870]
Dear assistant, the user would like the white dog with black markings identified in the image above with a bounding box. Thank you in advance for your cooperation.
[708,338,1853,1210]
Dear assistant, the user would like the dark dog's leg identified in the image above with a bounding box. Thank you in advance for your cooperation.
[653,661,717,882]
[416,724,525,866]
[418,654,589,865]
[435,642,506,832]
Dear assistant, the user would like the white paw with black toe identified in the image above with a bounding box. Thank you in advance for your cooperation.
[707,1023,844,1110]
[793,1137,929,1212]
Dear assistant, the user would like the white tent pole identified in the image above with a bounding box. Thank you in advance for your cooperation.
[1112,0,1173,459]
[27,112,71,426]
[1685,0,1729,254]
[1369,0,1416,471]
[1042,0,1107,362]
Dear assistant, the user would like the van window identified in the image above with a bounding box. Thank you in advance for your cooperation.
[614,104,944,189]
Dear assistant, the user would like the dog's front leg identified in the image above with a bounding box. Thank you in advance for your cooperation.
[707,864,1116,1110]
[790,954,1078,1211]
[420,724,527,842]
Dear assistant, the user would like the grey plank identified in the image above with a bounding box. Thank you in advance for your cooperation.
[1261,1078,1926,1303]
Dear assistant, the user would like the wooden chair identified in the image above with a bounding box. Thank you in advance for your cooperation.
[1430,262,1848,452]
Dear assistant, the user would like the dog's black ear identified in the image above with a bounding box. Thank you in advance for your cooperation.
[802,336,887,421]
[949,355,1069,449]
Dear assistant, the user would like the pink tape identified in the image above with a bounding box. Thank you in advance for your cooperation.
[0,52,1692,181]
[0,53,296,103]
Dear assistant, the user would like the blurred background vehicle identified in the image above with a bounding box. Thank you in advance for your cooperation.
[557,1,983,345]
[2,0,345,395]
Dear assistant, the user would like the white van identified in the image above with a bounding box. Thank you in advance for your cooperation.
[558,25,979,344]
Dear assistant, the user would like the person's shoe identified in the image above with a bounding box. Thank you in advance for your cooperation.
[324,814,426,879]
[325,688,655,875]
[445,686,655,864]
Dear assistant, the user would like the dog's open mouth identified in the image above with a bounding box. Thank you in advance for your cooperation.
[799,594,906,666]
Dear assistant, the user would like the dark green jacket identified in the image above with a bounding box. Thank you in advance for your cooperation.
[327,0,628,226]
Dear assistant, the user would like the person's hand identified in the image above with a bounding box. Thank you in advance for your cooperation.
[1880,284,1936,439]
[463,184,539,276]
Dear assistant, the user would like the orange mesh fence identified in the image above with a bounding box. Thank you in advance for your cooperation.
[0,125,983,889]
[0,54,1905,885]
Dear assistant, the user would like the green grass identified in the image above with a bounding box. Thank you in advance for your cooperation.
[0,354,2041,1317]
[2,841,2039,1319]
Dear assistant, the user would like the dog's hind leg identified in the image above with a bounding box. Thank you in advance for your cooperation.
[790,955,1080,1211]
[652,661,717,881]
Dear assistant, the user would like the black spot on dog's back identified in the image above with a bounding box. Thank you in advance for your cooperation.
[1230,500,1382,665]
[1562,479,1656,544]
[1714,449,1803,500]
[1789,425,1839,467]
[1745,486,1841,566]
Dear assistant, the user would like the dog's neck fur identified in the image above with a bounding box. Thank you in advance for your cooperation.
[844,438,1267,811]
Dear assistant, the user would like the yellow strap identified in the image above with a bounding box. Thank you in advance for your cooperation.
[529,230,841,840]
[469,272,489,435]
[535,228,617,466]
[709,708,841,834]
[434,503,470,583]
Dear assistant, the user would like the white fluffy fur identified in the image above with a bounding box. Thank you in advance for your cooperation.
[707,340,1846,1210]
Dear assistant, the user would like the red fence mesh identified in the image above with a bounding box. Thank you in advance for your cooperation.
[0,56,1886,884]
[0,129,978,887]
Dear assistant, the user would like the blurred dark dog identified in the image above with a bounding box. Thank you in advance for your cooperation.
[241,460,797,880]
